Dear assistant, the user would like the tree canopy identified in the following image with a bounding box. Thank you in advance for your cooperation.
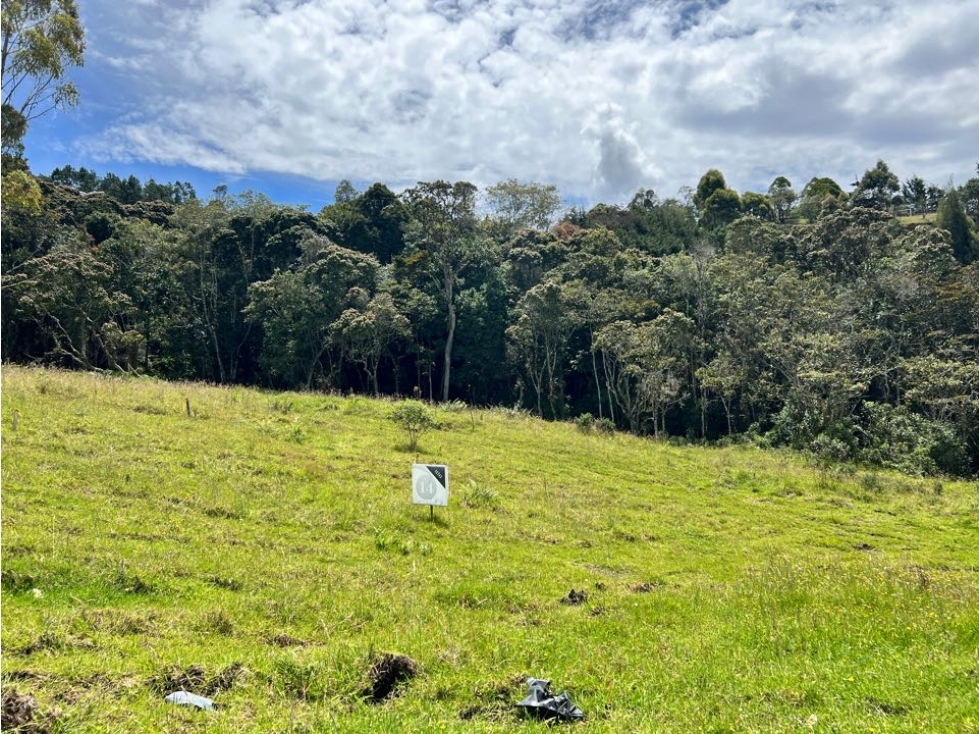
[4,156,977,478]
[1,0,85,157]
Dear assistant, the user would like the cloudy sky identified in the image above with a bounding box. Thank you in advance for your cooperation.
[24,0,979,209]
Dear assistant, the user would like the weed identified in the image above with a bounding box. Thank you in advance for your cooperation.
[270,657,328,701]
[489,405,531,419]
[287,422,307,444]
[858,472,884,493]
[197,610,235,636]
[460,479,500,510]
[269,399,294,414]
[595,417,616,434]
[107,564,155,595]
[437,399,468,412]
[373,528,430,556]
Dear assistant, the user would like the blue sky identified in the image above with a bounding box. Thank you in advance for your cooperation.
[22,0,979,210]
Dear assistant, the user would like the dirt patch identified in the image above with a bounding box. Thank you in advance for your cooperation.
[148,662,244,697]
[361,653,418,702]
[18,632,95,657]
[3,670,45,682]
[149,664,207,695]
[559,589,588,605]
[855,542,874,551]
[630,580,666,593]
[866,697,910,716]
[1,569,37,592]
[1,687,58,733]
[270,633,306,648]
[208,662,245,693]
[205,575,242,591]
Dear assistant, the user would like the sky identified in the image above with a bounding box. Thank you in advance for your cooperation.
[22,0,979,211]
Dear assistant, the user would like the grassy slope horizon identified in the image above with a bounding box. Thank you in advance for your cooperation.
[1,365,977,733]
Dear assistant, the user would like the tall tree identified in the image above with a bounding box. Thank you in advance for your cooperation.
[483,178,561,243]
[594,310,693,435]
[960,174,979,228]
[694,169,727,212]
[798,176,844,221]
[1,0,85,157]
[851,160,900,210]
[936,187,977,264]
[321,182,406,264]
[49,163,97,190]
[506,280,578,418]
[740,191,774,221]
[330,292,409,396]
[244,243,379,389]
[3,240,138,370]
[901,175,928,215]
[700,187,741,230]
[401,180,483,402]
[767,176,797,223]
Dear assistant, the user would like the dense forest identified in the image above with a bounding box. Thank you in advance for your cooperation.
[2,1,977,476]
[3,155,978,477]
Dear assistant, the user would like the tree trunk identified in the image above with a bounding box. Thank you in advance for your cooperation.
[590,337,603,419]
[442,275,455,402]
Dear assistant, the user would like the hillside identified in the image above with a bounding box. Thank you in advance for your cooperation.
[1,366,977,732]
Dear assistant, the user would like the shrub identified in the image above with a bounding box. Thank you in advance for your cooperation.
[574,413,595,432]
[389,401,437,451]
[859,403,969,476]
[595,417,616,435]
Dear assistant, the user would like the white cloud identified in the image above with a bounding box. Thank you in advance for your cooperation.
[74,0,979,203]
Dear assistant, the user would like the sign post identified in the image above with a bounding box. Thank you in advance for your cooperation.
[412,464,448,520]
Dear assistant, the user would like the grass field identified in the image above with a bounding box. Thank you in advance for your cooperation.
[2,366,977,732]
[897,212,938,226]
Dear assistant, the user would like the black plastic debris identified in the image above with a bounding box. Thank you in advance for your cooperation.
[164,691,215,711]
[516,677,584,721]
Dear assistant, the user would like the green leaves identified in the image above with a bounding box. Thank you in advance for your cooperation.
[389,400,437,451]
[1,0,86,154]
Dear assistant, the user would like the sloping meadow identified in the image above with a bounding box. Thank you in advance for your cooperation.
[2,366,977,732]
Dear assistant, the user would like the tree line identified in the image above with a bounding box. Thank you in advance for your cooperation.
[3,2,977,475]
[2,161,978,477]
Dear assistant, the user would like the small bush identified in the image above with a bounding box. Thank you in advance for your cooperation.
[389,401,437,451]
[575,413,595,433]
[595,417,616,435]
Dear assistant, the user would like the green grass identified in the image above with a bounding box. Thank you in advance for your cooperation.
[897,212,938,225]
[2,365,978,733]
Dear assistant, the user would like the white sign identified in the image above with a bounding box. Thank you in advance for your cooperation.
[412,464,449,507]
